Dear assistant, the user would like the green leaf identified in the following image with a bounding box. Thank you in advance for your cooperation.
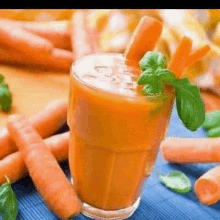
[206,126,220,137]
[0,74,4,84]
[137,51,205,132]
[139,51,167,71]
[143,78,164,95]
[159,69,176,85]
[0,75,12,112]
[137,69,154,85]
[159,170,191,194]
[0,177,18,220]
[0,86,12,112]
[173,78,205,131]
[203,110,220,131]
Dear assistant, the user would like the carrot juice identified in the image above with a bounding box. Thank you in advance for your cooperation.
[68,53,174,219]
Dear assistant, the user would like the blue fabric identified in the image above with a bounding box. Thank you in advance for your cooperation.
[10,107,220,220]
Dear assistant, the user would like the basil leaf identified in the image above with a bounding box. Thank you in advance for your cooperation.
[0,75,4,84]
[174,78,205,131]
[159,69,176,85]
[0,178,18,220]
[139,51,167,71]
[0,87,12,112]
[0,74,12,112]
[137,51,205,132]
[143,77,164,95]
[203,110,220,131]
[159,170,191,194]
[137,70,154,85]
[206,126,220,137]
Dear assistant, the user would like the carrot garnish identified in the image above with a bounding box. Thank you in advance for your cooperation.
[124,15,163,70]
[186,44,210,67]
[168,36,193,79]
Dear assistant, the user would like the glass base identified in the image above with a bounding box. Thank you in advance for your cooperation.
[81,197,140,220]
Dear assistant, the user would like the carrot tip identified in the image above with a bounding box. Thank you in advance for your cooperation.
[195,179,220,205]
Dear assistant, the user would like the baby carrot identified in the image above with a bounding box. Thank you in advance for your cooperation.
[160,137,220,163]
[194,165,220,205]
[0,24,54,55]
[167,36,193,79]
[0,98,68,159]
[7,115,82,219]
[0,132,69,185]
[124,15,163,70]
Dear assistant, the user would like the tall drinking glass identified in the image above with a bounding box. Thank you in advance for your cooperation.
[68,53,174,220]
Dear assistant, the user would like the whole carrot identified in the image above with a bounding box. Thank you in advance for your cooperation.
[0,45,74,72]
[0,132,69,185]
[124,15,163,70]
[0,98,68,159]
[160,137,220,163]
[17,20,72,50]
[7,115,82,219]
[0,24,54,56]
[194,165,220,205]
[0,19,72,50]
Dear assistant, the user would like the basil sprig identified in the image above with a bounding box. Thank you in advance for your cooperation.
[137,51,205,131]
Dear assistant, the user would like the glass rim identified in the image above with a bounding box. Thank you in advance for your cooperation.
[70,52,171,101]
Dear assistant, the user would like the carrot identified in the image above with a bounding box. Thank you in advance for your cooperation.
[0,98,68,159]
[38,47,74,71]
[18,20,72,50]
[124,15,163,70]
[0,19,72,50]
[167,36,193,79]
[0,132,69,185]
[70,10,100,59]
[186,44,210,67]
[0,46,74,71]
[7,115,82,219]
[160,137,220,164]
[194,165,220,205]
[0,23,54,56]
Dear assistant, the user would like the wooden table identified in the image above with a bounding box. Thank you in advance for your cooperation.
[0,63,70,126]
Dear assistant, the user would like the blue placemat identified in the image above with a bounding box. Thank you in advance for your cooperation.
[10,107,220,220]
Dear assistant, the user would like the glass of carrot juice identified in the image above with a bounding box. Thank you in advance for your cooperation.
[67,53,174,220]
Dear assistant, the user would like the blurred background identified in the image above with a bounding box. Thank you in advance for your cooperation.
[1,9,220,122]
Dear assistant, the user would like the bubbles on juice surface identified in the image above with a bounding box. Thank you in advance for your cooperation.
[78,54,139,97]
